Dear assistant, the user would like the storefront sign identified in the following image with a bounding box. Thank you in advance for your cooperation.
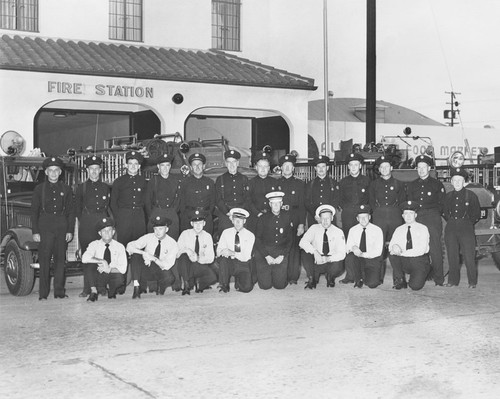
[47,81,154,98]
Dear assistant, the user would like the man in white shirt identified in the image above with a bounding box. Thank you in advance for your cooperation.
[81,217,127,301]
[127,215,180,298]
[177,210,218,295]
[299,205,346,289]
[345,205,384,288]
[216,208,255,293]
[389,201,431,291]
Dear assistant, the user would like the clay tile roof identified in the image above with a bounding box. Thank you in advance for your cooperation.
[0,34,316,90]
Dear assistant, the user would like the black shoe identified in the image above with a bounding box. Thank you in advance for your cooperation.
[304,280,317,289]
[182,287,191,296]
[108,294,116,299]
[39,297,47,301]
[435,283,444,286]
[87,292,98,302]
[393,280,408,290]
[218,284,229,293]
[55,294,68,299]
[354,280,364,289]
[327,280,335,288]
[139,287,147,295]
[116,285,126,295]
[339,278,354,284]
[132,287,141,299]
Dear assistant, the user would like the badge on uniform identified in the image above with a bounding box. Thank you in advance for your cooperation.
[390,186,394,190]
[102,196,107,200]
[361,188,365,192]
[60,192,64,196]
[280,228,284,234]
[138,188,141,191]
[206,185,210,190]
[428,192,431,196]
[465,202,469,206]
[292,190,295,194]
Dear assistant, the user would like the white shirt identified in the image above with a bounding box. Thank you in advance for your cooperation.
[177,229,215,264]
[82,239,128,274]
[126,233,178,270]
[389,222,429,257]
[299,223,346,263]
[217,227,255,262]
[346,223,383,259]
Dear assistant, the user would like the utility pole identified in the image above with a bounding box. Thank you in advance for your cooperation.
[323,0,330,157]
[366,0,376,143]
[444,91,460,126]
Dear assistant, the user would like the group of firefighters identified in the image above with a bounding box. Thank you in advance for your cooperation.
[31,146,481,301]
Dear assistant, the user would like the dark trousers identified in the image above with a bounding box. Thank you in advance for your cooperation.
[301,252,344,284]
[254,252,288,290]
[345,253,382,288]
[445,219,477,285]
[177,253,218,290]
[130,253,180,292]
[389,254,431,291]
[373,206,402,281]
[79,212,107,295]
[341,207,358,281]
[287,231,303,283]
[416,209,444,285]
[148,207,180,240]
[83,264,125,296]
[218,256,254,293]
[115,208,146,245]
[37,214,67,299]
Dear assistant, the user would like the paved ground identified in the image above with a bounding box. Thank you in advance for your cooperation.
[1,259,500,399]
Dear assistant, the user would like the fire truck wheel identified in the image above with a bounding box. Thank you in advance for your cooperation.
[4,240,35,296]
[492,252,500,271]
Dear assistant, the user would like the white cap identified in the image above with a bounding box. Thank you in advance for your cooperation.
[315,204,336,218]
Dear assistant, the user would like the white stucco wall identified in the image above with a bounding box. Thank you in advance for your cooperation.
[0,69,311,155]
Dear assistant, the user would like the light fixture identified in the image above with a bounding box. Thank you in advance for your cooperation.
[53,111,67,118]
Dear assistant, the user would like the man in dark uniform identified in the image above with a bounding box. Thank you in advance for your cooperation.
[255,191,293,290]
[369,155,405,282]
[110,150,147,245]
[443,167,481,288]
[338,152,370,284]
[304,155,338,227]
[406,154,446,286]
[145,153,181,239]
[75,155,111,298]
[31,156,75,300]
[215,149,249,237]
[277,153,306,284]
[389,201,431,291]
[246,151,278,232]
[178,153,216,234]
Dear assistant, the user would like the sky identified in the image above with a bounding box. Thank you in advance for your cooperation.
[264,0,500,129]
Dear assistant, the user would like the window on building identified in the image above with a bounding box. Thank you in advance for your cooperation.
[212,0,241,51]
[109,0,142,42]
[0,0,38,32]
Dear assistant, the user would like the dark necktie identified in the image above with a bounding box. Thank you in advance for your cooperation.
[154,240,161,258]
[322,229,330,256]
[406,226,413,250]
[235,231,241,252]
[103,243,111,263]
[195,235,200,255]
[359,228,367,252]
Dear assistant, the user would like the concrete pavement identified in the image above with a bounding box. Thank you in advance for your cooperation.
[1,258,500,398]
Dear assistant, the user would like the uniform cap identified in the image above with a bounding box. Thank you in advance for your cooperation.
[346,152,364,164]
[450,167,468,180]
[374,155,393,168]
[151,215,172,227]
[279,154,297,166]
[315,204,336,218]
[314,155,330,166]
[156,153,174,164]
[83,155,103,168]
[95,217,115,232]
[265,191,285,202]
[125,151,144,164]
[190,209,206,222]
[356,204,372,215]
[229,208,250,219]
[42,156,64,170]
[255,152,270,163]
[400,200,420,212]
[415,154,433,167]
[224,149,241,160]
[188,153,206,164]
